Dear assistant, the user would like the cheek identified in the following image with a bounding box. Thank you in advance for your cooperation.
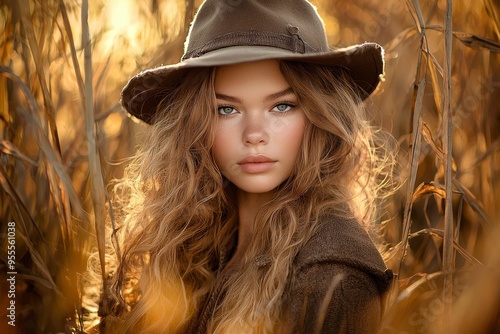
[212,129,231,170]
[212,141,224,168]
[285,117,306,154]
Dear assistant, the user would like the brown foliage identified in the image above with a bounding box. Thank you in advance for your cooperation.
[0,0,499,332]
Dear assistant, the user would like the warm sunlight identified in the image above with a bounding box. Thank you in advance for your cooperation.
[99,0,184,56]
[102,0,141,53]
[1,0,499,332]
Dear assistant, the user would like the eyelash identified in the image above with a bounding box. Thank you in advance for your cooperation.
[272,101,297,114]
[217,101,298,117]
[217,105,237,117]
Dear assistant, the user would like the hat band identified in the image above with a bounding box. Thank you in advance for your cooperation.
[182,26,320,60]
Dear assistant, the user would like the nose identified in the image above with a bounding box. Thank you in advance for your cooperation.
[242,112,269,146]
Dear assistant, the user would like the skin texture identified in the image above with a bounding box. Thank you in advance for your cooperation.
[212,60,306,257]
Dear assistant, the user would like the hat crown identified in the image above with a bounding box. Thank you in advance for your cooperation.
[121,0,384,124]
[183,0,329,59]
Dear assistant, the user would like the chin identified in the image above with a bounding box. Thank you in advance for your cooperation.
[233,181,281,195]
[239,186,278,194]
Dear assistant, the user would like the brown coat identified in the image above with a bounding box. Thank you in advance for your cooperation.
[189,215,393,333]
[280,216,393,333]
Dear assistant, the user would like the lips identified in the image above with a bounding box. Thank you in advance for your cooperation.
[238,155,275,164]
[237,155,277,173]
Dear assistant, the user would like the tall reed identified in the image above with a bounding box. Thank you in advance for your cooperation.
[1,0,498,332]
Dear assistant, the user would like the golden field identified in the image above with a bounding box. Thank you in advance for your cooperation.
[0,0,499,332]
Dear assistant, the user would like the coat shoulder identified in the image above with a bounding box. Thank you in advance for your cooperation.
[294,216,393,292]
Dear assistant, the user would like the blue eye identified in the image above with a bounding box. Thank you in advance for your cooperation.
[272,103,294,113]
[218,106,236,115]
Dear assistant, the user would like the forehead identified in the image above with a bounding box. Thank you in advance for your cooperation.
[214,60,291,94]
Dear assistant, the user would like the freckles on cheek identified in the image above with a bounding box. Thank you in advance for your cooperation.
[270,117,286,133]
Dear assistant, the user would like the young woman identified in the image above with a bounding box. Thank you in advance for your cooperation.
[108,0,394,333]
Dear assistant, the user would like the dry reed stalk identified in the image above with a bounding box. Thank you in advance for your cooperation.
[18,0,61,154]
[81,0,108,315]
[406,227,481,266]
[441,0,454,329]
[0,65,84,222]
[449,223,500,333]
[395,0,427,282]
[1,0,498,332]
[59,0,85,101]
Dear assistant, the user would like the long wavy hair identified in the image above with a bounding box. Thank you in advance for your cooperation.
[107,60,393,333]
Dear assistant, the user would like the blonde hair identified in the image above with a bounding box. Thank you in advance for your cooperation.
[106,61,393,333]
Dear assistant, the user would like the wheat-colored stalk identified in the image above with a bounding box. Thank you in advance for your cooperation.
[1,0,498,332]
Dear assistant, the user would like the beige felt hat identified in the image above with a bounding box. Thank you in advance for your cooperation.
[121,0,385,124]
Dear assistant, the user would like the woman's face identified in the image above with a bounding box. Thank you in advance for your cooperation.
[212,60,306,196]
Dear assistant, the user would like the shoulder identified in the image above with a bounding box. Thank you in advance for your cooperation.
[279,215,393,333]
[294,215,393,292]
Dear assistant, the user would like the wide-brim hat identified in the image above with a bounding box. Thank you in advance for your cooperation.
[121,0,385,125]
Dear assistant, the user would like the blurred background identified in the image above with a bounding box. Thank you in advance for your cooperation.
[0,0,499,332]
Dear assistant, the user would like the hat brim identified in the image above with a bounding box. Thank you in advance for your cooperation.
[121,43,384,124]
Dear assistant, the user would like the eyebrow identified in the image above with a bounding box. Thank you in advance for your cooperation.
[215,87,295,103]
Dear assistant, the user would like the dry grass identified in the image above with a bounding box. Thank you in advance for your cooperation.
[0,0,499,332]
